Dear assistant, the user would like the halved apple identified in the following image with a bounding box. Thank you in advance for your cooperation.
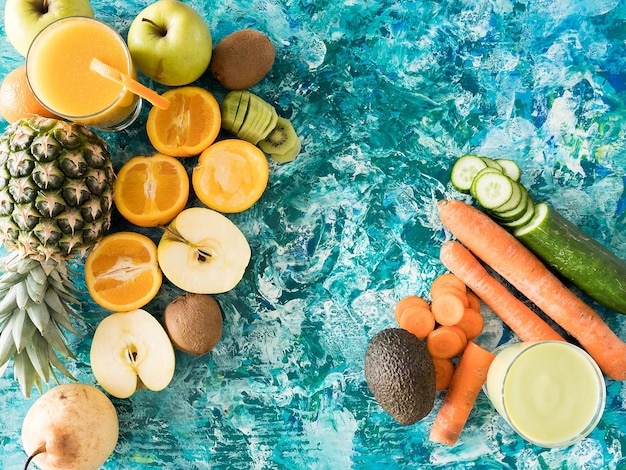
[90,309,175,399]
[157,207,251,294]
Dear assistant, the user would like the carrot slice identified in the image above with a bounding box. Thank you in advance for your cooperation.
[433,357,455,391]
[399,305,436,339]
[438,199,626,381]
[430,341,496,445]
[466,291,481,311]
[455,307,484,340]
[431,290,467,326]
[394,295,430,324]
[427,325,467,359]
[430,273,466,297]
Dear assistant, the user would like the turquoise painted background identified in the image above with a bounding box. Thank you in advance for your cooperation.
[1,0,626,468]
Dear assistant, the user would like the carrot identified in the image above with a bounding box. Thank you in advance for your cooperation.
[399,305,436,339]
[427,325,467,359]
[394,295,429,324]
[430,341,496,445]
[455,307,484,340]
[438,199,626,381]
[430,273,466,297]
[440,240,564,343]
[431,290,468,326]
[433,357,455,391]
[466,291,481,311]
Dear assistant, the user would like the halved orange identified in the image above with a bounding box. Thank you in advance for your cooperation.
[192,139,269,213]
[114,153,189,227]
[85,232,162,312]
[146,86,221,157]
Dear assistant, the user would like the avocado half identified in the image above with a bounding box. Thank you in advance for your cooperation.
[364,328,436,425]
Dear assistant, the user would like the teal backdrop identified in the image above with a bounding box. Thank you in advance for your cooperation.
[1,0,626,468]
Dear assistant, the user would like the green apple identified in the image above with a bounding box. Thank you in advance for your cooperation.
[127,0,212,86]
[4,0,95,56]
[158,207,251,294]
[90,309,176,399]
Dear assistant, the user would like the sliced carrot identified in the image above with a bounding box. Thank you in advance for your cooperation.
[455,307,484,340]
[431,290,467,326]
[430,273,466,297]
[433,357,455,391]
[427,325,467,359]
[438,199,626,381]
[399,305,436,339]
[430,341,496,445]
[466,291,481,311]
[394,295,430,324]
[440,240,564,343]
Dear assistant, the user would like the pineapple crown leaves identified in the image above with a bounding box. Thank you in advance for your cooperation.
[0,252,81,397]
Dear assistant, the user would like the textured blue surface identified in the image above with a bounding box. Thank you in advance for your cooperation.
[1,0,626,468]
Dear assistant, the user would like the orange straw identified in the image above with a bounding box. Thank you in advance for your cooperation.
[89,58,170,110]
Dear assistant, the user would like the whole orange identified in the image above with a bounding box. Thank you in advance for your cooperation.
[0,66,59,123]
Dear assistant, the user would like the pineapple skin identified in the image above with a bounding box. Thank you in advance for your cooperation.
[0,117,116,397]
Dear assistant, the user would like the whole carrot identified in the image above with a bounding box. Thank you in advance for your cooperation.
[440,240,564,343]
[429,341,495,445]
[438,199,626,381]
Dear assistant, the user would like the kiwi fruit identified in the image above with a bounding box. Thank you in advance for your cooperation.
[211,29,275,90]
[163,293,223,356]
[258,117,301,163]
[221,91,279,144]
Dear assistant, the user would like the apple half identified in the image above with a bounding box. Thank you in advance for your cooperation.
[90,309,175,399]
[157,207,251,294]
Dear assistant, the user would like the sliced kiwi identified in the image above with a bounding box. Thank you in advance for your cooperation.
[237,93,276,144]
[259,106,279,142]
[231,91,250,135]
[220,92,241,132]
[258,117,301,163]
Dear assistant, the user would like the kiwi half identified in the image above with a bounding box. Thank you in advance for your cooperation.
[258,117,301,163]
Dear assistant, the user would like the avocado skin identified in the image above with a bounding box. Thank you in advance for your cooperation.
[364,328,436,425]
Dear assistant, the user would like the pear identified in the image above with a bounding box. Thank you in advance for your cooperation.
[21,383,118,470]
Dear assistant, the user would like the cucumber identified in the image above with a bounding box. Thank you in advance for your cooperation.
[491,180,523,213]
[470,171,513,209]
[480,157,504,170]
[450,154,487,192]
[514,202,626,314]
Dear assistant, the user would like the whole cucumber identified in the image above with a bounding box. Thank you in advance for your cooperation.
[514,203,626,314]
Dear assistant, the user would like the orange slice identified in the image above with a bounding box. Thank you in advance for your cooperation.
[114,153,189,227]
[85,232,162,312]
[146,86,221,157]
[192,139,269,213]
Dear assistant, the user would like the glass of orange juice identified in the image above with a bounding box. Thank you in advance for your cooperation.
[484,341,606,448]
[26,16,142,132]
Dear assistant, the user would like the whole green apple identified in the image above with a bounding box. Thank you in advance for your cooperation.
[4,0,95,56]
[127,0,212,86]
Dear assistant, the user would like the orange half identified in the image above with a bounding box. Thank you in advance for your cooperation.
[85,232,162,312]
[114,153,189,227]
[146,86,221,157]
[192,139,269,213]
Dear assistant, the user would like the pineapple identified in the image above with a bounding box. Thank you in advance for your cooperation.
[0,116,115,397]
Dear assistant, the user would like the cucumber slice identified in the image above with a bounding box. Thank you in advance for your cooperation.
[491,180,523,213]
[489,185,529,222]
[470,172,514,209]
[480,157,504,170]
[514,202,626,314]
[495,158,521,182]
[500,196,535,228]
[450,154,488,193]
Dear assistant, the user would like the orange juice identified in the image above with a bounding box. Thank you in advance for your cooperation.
[26,16,140,130]
[485,341,605,448]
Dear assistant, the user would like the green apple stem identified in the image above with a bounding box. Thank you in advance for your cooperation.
[40,0,49,14]
[158,225,212,261]
[141,18,168,37]
[24,443,46,470]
